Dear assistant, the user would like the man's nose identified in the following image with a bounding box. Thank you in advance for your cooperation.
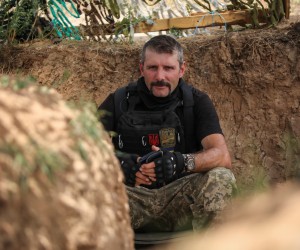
[155,68,165,81]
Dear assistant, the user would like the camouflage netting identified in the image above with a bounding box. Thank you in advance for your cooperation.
[0,0,287,43]
[0,76,134,250]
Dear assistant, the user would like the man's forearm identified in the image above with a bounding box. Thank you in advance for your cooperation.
[190,147,232,173]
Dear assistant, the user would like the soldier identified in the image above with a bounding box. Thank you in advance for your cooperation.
[99,35,236,232]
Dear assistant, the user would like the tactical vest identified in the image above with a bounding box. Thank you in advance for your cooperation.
[113,82,196,156]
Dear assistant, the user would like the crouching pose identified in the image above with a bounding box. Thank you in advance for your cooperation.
[99,35,236,232]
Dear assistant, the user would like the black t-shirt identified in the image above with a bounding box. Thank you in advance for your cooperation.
[99,78,223,153]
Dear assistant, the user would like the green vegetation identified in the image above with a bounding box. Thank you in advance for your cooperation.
[0,142,64,187]
[0,0,51,43]
[53,69,71,88]
[35,146,65,180]
[69,101,110,162]
[234,132,300,199]
[235,167,269,198]
[169,27,184,38]
[114,4,153,43]
[0,75,36,89]
[70,102,102,142]
[283,131,300,179]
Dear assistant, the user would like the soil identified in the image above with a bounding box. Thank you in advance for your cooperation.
[0,80,133,250]
[165,182,300,250]
[1,16,300,189]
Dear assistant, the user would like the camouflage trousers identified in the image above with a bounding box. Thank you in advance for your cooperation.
[126,167,236,232]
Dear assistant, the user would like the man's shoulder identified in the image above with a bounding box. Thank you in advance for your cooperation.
[191,87,210,101]
[115,81,138,95]
[98,92,114,111]
[180,81,209,100]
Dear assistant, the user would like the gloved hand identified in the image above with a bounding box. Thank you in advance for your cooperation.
[153,150,185,187]
[116,152,139,186]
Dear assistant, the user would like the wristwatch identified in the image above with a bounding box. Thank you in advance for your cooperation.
[183,154,196,172]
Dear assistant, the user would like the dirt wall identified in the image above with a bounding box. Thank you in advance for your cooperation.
[1,22,300,187]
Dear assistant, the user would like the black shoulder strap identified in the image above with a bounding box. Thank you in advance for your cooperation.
[180,82,196,153]
[114,82,138,122]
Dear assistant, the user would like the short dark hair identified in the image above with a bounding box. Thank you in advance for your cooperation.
[140,35,184,66]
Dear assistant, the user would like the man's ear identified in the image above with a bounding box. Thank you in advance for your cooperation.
[139,62,144,76]
[179,61,186,78]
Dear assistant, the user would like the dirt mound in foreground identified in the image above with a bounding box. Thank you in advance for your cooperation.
[0,77,134,250]
[164,181,300,250]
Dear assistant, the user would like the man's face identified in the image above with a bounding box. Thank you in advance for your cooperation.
[139,48,186,97]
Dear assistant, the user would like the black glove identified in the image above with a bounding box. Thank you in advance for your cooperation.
[153,150,185,187]
[116,152,139,187]
[138,150,164,164]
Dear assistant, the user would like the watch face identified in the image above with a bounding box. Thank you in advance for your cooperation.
[185,154,195,171]
[187,163,195,171]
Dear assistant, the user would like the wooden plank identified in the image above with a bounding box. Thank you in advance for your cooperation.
[283,0,290,19]
[134,10,264,33]
[77,9,270,36]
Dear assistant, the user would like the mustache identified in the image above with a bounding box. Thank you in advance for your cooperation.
[150,81,171,89]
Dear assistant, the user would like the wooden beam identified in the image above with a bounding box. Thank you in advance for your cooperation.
[283,0,290,19]
[77,9,272,37]
[134,10,266,33]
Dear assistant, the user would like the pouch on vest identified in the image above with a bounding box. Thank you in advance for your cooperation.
[113,100,185,156]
